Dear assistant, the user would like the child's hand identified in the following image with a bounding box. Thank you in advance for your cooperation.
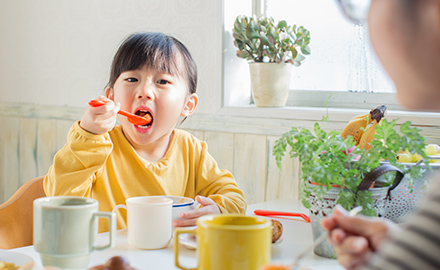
[173,195,221,227]
[80,96,120,135]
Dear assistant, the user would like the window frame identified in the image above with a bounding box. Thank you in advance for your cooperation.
[220,0,440,127]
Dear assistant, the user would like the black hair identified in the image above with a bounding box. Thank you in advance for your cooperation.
[107,32,197,95]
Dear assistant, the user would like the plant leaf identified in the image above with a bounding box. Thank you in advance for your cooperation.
[301,45,311,55]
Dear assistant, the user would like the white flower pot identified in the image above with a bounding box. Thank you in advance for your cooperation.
[249,62,292,107]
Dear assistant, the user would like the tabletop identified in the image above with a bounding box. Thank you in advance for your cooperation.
[12,199,344,270]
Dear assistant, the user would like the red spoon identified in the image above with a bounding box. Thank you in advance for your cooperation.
[88,100,152,126]
[254,209,311,223]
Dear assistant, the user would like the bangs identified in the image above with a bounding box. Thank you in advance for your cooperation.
[109,32,184,87]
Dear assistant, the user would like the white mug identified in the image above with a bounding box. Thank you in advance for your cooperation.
[113,196,173,249]
[33,196,116,269]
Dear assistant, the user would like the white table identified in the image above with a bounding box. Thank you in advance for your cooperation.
[13,200,344,270]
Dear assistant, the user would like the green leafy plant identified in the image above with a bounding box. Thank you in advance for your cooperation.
[232,15,311,66]
[273,119,430,216]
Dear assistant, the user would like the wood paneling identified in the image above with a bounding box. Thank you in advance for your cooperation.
[204,131,234,174]
[233,133,267,204]
[0,116,20,203]
[36,119,58,177]
[18,118,38,187]
[3,103,440,206]
[266,136,300,201]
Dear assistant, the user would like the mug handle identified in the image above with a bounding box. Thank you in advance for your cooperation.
[112,204,128,233]
[92,211,116,251]
[174,228,198,270]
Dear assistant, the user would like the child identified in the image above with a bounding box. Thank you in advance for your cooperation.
[44,32,246,232]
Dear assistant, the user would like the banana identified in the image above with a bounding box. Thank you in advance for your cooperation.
[340,105,387,145]
[358,120,378,150]
[340,113,372,144]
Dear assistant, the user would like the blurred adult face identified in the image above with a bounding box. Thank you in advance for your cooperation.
[367,0,440,111]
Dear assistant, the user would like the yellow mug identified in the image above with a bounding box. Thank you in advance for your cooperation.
[174,214,271,270]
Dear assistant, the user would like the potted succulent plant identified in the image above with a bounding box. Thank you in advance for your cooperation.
[232,15,311,107]
[273,111,430,257]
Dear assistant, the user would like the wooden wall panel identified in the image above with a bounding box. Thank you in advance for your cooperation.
[233,133,267,204]
[56,120,75,151]
[204,131,234,175]
[36,119,58,178]
[266,135,300,201]
[0,116,20,202]
[185,129,205,141]
[18,117,38,186]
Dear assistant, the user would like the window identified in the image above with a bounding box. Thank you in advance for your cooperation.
[223,0,404,110]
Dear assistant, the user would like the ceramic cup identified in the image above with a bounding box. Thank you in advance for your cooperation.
[113,196,173,250]
[33,196,116,269]
[156,195,195,222]
[175,214,272,270]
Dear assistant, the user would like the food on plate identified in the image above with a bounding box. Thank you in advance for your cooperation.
[396,144,440,163]
[88,256,136,270]
[425,143,440,155]
[0,261,18,270]
[396,152,412,163]
[271,219,283,243]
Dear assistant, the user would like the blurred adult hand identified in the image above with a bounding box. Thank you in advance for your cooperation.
[321,205,401,270]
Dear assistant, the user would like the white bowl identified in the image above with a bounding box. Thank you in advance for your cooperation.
[156,196,195,221]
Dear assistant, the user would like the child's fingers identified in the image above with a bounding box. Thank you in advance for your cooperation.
[173,218,197,227]
[196,195,215,206]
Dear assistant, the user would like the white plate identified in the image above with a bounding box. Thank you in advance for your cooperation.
[0,250,34,268]
[177,231,283,250]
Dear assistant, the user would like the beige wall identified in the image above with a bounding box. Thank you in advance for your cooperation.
[0,0,223,114]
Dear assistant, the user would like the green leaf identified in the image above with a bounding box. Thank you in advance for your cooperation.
[289,47,298,61]
[260,32,271,46]
[236,50,250,59]
[246,24,260,39]
[277,20,288,29]
[233,39,245,50]
[294,53,305,62]
[301,45,311,55]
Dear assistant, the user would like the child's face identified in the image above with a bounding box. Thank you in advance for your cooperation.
[108,65,197,148]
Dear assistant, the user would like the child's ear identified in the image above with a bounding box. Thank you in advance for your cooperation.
[105,87,114,100]
[181,93,199,117]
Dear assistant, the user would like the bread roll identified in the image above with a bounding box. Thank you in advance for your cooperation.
[271,219,283,243]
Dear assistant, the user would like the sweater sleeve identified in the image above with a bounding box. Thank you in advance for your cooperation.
[44,121,113,197]
[195,140,247,215]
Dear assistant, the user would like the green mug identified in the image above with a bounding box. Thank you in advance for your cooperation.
[33,196,116,269]
[175,214,271,270]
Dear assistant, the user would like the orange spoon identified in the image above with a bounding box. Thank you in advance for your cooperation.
[88,100,152,126]
[254,209,311,223]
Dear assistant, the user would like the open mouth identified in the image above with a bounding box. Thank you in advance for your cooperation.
[134,110,153,128]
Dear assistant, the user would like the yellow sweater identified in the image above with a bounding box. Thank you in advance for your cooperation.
[44,121,246,232]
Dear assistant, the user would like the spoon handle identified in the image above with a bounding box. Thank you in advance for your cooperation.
[254,210,311,223]
[88,100,151,125]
